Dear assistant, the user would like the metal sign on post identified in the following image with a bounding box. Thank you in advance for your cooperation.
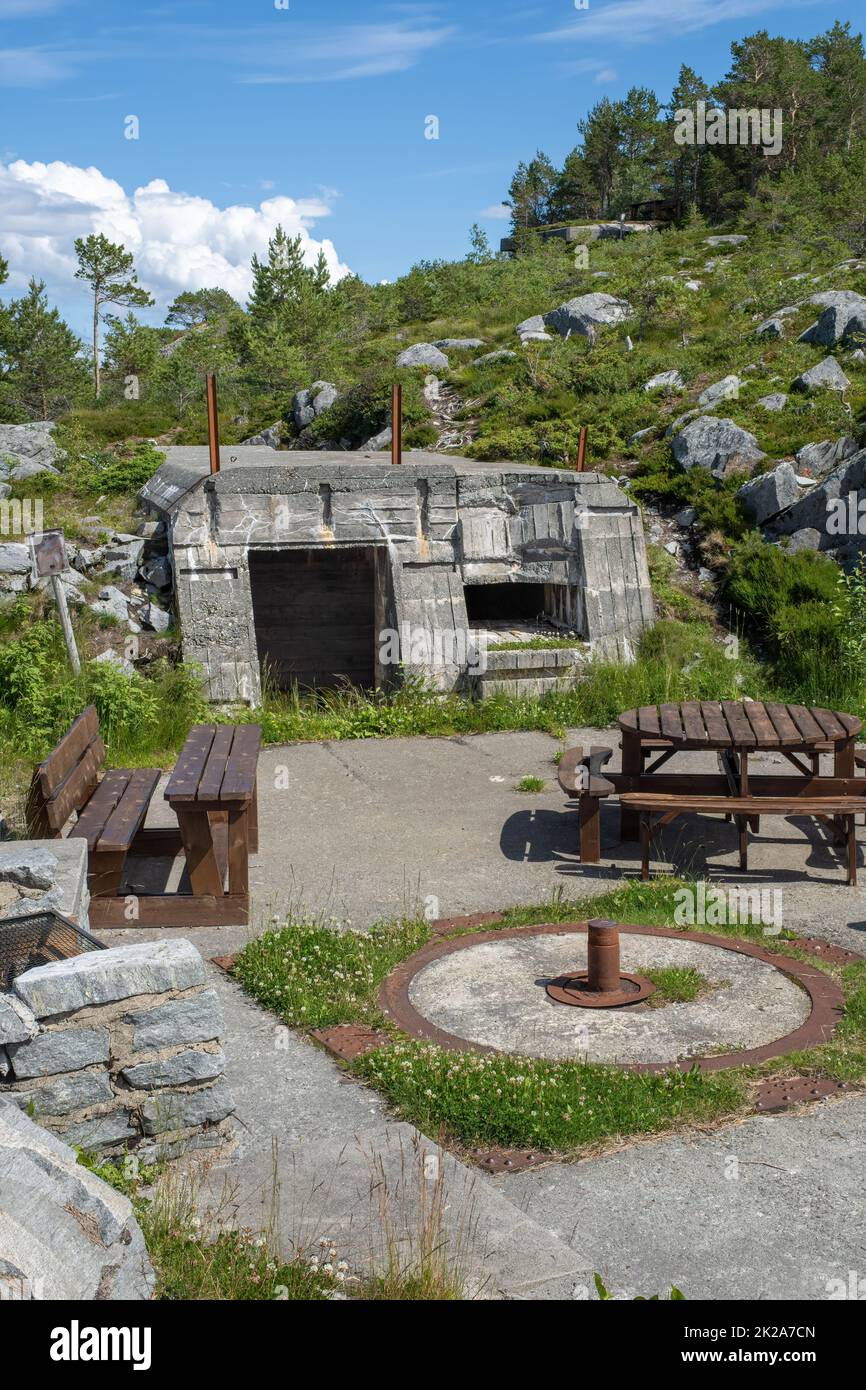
[29,529,80,677]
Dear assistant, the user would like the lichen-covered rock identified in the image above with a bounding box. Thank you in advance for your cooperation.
[736,463,800,525]
[141,601,171,633]
[697,375,741,408]
[795,437,858,476]
[242,422,282,447]
[756,393,788,411]
[515,315,551,343]
[704,235,748,247]
[395,343,449,370]
[0,1098,154,1299]
[292,381,340,430]
[433,338,484,350]
[798,295,866,348]
[0,422,62,476]
[14,939,206,1018]
[88,585,130,623]
[643,370,684,392]
[792,356,851,392]
[473,350,518,365]
[671,416,765,478]
[543,292,633,339]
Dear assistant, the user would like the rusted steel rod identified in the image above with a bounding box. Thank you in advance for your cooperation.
[391,383,403,466]
[206,373,221,475]
[576,425,588,472]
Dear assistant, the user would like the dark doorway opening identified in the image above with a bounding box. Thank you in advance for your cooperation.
[464,582,549,624]
[249,547,376,692]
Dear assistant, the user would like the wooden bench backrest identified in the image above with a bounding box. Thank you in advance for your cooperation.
[26,706,106,835]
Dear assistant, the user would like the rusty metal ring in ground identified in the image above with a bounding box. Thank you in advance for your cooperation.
[545,970,656,1008]
[378,920,849,1073]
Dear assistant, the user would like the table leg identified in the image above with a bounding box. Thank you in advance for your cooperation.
[176,806,224,896]
[227,805,250,897]
[835,737,855,778]
[248,783,259,855]
[620,729,641,841]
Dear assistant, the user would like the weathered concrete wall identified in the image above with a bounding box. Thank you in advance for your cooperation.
[141,450,653,703]
[0,939,234,1161]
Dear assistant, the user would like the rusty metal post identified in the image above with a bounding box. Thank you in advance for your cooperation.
[391,383,402,466]
[576,426,588,472]
[206,373,221,475]
[586,919,621,993]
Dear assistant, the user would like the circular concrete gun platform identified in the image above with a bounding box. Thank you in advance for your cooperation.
[380,923,845,1070]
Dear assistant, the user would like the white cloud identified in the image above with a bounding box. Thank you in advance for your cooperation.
[0,48,74,85]
[237,20,455,84]
[0,158,351,314]
[479,204,511,221]
[595,68,617,84]
[0,1,62,14]
[536,0,812,45]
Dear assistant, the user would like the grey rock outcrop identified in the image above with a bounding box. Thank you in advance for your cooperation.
[515,315,552,344]
[736,463,800,525]
[697,375,741,409]
[88,585,130,624]
[671,416,765,478]
[292,381,340,430]
[799,294,866,348]
[795,437,858,476]
[762,448,866,555]
[141,601,171,633]
[0,847,58,891]
[242,422,282,448]
[359,426,392,451]
[792,356,851,393]
[395,343,449,370]
[644,370,684,392]
[543,292,634,339]
[704,235,748,247]
[473,350,518,365]
[0,543,31,594]
[0,1098,154,1300]
[0,422,62,477]
[433,338,484,350]
[757,393,788,411]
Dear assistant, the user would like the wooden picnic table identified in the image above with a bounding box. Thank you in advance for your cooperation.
[162,724,261,924]
[617,701,861,840]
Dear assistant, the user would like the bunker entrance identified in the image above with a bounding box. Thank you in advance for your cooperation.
[249,547,378,692]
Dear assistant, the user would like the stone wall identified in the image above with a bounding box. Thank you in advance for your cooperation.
[0,840,90,930]
[0,939,234,1160]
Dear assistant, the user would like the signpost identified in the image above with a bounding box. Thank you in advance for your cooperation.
[29,529,80,676]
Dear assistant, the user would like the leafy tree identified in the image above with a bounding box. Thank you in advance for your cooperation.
[0,278,88,420]
[165,287,240,330]
[505,151,558,230]
[74,234,154,399]
[466,223,493,264]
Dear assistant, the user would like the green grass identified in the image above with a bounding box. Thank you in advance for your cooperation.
[232,915,430,1031]
[645,965,715,1007]
[234,879,866,1157]
[353,1043,743,1152]
[493,636,585,651]
[514,775,545,793]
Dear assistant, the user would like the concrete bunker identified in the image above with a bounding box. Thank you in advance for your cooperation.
[140,447,653,705]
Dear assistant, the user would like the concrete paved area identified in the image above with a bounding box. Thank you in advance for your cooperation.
[408,931,810,1062]
[98,729,866,1299]
[496,1096,866,1300]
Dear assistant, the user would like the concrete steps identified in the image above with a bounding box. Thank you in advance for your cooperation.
[476,645,587,699]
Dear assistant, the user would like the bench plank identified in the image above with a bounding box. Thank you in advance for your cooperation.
[197,726,235,801]
[721,701,756,747]
[743,701,780,748]
[97,769,160,853]
[164,725,216,802]
[69,771,131,853]
[621,792,866,815]
[220,725,262,801]
[36,706,99,798]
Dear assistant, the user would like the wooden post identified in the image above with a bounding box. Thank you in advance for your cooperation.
[206,373,221,475]
[391,383,402,466]
[576,426,588,472]
[51,574,81,677]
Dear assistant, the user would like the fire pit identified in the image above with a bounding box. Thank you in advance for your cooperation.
[0,910,105,991]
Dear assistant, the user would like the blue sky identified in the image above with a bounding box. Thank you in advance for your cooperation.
[0,0,861,333]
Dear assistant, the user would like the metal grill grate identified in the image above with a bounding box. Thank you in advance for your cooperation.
[0,910,105,991]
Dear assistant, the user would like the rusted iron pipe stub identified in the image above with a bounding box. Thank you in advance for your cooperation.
[545,917,656,1008]
[587,918,620,992]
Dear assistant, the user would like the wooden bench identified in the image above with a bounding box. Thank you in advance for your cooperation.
[26,707,160,899]
[620,791,866,885]
[558,745,615,863]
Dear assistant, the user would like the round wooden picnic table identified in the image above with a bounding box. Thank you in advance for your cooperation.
[617,700,862,839]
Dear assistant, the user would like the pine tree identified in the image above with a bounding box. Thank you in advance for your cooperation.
[74,234,154,399]
[1,279,88,420]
